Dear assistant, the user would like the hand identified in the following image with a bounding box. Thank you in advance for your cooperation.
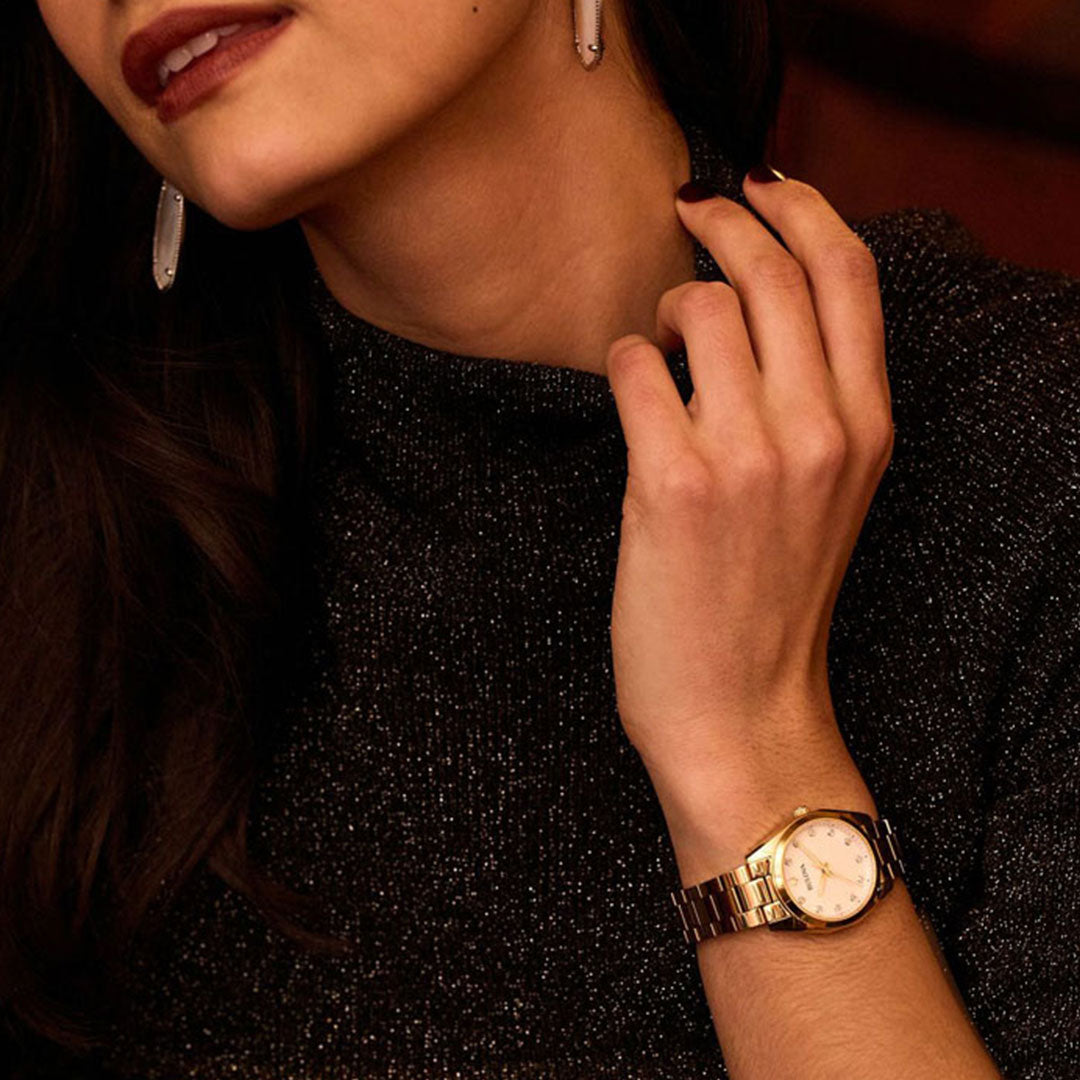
[605,171,893,803]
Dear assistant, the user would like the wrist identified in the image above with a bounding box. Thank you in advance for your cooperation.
[644,726,878,888]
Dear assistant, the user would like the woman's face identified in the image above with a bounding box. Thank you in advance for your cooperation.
[36,0,540,229]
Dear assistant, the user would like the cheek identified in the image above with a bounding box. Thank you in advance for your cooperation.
[37,0,109,100]
[172,49,438,229]
[31,0,537,231]
[171,2,532,228]
[36,0,156,156]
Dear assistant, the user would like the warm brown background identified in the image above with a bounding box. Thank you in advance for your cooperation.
[768,0,1080,275]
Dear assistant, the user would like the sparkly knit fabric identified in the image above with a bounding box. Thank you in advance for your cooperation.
[85,120,1080,1079]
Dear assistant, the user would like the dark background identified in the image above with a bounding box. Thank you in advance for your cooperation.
[769,0,1080,275]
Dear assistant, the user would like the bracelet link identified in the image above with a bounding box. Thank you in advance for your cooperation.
[670,811,904,943]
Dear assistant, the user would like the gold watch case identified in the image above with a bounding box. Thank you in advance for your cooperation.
[752,805,894,932]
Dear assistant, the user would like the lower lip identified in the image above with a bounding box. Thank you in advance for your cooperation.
[156,14,294,125]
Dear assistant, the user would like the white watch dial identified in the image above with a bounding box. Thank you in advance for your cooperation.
[779,816,878,921]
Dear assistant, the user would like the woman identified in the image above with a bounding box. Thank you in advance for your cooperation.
[2,0,1077,1075]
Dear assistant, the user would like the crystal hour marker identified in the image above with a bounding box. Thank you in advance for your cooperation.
[782,815,877,922]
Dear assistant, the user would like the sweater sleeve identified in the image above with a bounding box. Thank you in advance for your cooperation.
[870,222,1080,1079]
[853,207,1080,1076]
[949,492,1080,1079]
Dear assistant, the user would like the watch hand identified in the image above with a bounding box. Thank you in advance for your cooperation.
[799,844,827,871]
[818,868,827,897]
[827,870,858,886]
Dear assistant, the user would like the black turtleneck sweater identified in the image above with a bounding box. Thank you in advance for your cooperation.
[79,121,1080,1079]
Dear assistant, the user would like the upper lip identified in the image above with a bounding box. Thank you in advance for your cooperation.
[121,4,291,106]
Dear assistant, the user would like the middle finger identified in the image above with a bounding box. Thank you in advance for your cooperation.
[674,192,834,405]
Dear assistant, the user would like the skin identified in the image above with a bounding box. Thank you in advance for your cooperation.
[607,182,1001,1078]
[610,181,896,785]
[35,0,695,373]
[36,0,1002,1074]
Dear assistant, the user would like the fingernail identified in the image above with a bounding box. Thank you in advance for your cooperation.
[676,180,720,203]
[747,163,787,184]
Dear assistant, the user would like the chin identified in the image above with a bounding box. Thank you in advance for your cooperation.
[196,188,301,233]
[183,131,328,231]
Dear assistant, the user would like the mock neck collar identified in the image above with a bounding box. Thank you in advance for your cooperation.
[303,117,744,446]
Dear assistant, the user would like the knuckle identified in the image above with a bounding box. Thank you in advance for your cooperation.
[747,251,807,293]
[698,198,739,231]
[672,281,737,325]
[726,438,782,493]
[870,410,896,465]
[851,407,894,471]
[784,180,838,219]
[655,453,716,510]
[620,485,650,533]
[799,417,849,477]
[783,177,825,203]
[606,335,654,373]
[814,239,879,286]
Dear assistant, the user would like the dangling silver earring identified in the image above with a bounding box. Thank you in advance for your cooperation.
[152,177,186,292]
[572,0,604,70]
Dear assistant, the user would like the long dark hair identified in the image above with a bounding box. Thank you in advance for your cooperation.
[0,0,785,1070]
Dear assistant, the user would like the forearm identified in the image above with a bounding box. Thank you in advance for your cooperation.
[646,715,1001,1080]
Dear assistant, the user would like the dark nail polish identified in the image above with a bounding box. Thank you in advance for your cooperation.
[676,180,719,203]
[748,163,787,184]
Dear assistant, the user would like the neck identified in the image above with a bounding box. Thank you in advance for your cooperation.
[297,7,696,375]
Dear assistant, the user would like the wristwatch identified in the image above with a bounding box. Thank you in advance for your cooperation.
[670,805,906,943]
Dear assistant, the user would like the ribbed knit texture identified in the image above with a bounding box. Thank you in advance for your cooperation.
[95,118,1080,1079]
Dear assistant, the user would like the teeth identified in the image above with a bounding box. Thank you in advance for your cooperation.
[188,29,223,57]
[163,43,195,73]
[156,20,264,90]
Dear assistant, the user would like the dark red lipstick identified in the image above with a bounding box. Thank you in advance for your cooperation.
[122,4,294,123]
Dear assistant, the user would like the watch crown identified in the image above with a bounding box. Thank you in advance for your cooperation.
[793,805,809,816]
